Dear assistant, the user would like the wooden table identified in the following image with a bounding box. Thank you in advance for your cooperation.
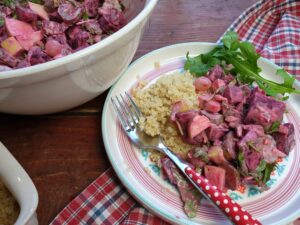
[0,1,257,224]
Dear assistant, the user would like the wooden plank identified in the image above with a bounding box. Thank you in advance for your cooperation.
[0,115,109,225]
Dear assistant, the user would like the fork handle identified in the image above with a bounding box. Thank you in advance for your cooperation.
[185,167,261,225]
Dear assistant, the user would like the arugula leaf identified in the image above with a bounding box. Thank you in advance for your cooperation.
[3,0,15,7]
[276,68,295,88]
[184,31,300,97]
[267,120,280,133]
[256,160,266,172]
[82,11,89,20]
[222,31,238,50]
[29,0,43,4]
[0,18,4,27]
[263,163,276,184]
[184,52,215,76]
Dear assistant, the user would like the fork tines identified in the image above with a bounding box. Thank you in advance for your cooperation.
[111,92,141,132]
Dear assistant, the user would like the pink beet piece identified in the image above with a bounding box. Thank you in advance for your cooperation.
[205,100,221,113]
[1,36,24,56]
[28,2,49,20]
[45,39,63,57]
[16,31,43,51]
[187,115,211,139]
[5,18,34,37]
[208,145,229,165]
[204,165,225,190]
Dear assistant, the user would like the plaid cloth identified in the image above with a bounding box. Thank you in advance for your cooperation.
[219,0,300,80]
[51,0,300,224]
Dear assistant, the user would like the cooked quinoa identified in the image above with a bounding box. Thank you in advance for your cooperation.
[132,71,198,157]
[0,180,20,225]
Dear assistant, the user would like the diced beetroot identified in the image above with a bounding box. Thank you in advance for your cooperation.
[205,100,221,113]
[222,131,237,160]
[161,157,177,185]
[98,6,126,33]
[219,164,240,190]
[27,46,50,65]
[245,88,286,129]
[214,94,227,102]
[170,100,191,122]
[28,2,49,20]
[261,135,286,163]
[207,65,224,81]
[84,0,100,17]
[278,124,289,134]
[45,39,64,57]
[223,86,244,104]
[1,37,24,56]
[48,11,63,22]
[44,0,57,12]
[238,130,262,171]
[5,18,34,37]
[224,74,235,83]
[198,93,213,108]
[236,124,243,137]
[208,145,228,165]
[16,60,31,69]
[175,110,199,136]
[272,123,295,154]
[240,85,251,100]
[200,110,224,125]
[242,124,265,136]
[58,3,82,24]
[16,31,43,51]
[204,165,225,190]
[71,30,90,50]
[193,131,209,144]
[187,149,206,168]
[194,77,211,91]
[43,20,68,35]
[206,124,228,141]
[212,79,226,92]
[225,115,240,123]
[15,6,38,22]
[84,20,103,35]
[187,115,211,139]
[0,48,19,67]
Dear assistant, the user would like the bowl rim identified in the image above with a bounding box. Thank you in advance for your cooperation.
[0,142,38,225]
[0,0,158,80]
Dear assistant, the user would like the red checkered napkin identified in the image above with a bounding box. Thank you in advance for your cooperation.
[50,168,169,225]
[51,1,300,224]
[219,0,300,80]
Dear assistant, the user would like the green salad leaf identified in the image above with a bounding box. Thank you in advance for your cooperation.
[28,0,43,4]
[0,17,4,27]
[184,31,300,98]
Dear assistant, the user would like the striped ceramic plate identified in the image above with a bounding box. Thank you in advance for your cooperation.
[102,43,300,225]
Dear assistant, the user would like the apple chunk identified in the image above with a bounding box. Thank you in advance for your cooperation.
[16,31,43,51]
[1,36,24,56]
[28,2,49,20]
[5,18,34,37]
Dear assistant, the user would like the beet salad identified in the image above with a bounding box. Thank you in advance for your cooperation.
[0,0,126,71]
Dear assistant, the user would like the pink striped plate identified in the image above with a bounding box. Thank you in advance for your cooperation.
[102,43,300,225]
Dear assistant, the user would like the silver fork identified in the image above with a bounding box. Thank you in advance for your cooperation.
[111,92,261,225]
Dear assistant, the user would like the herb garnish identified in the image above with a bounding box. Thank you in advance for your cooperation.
[184,31,300,98]
[267,120,281,134]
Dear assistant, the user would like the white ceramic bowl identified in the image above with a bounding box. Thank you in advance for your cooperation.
[0,0,157,115]
[0,142,38,225]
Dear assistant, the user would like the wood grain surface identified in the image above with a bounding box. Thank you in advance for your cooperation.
[0,1,256,224]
